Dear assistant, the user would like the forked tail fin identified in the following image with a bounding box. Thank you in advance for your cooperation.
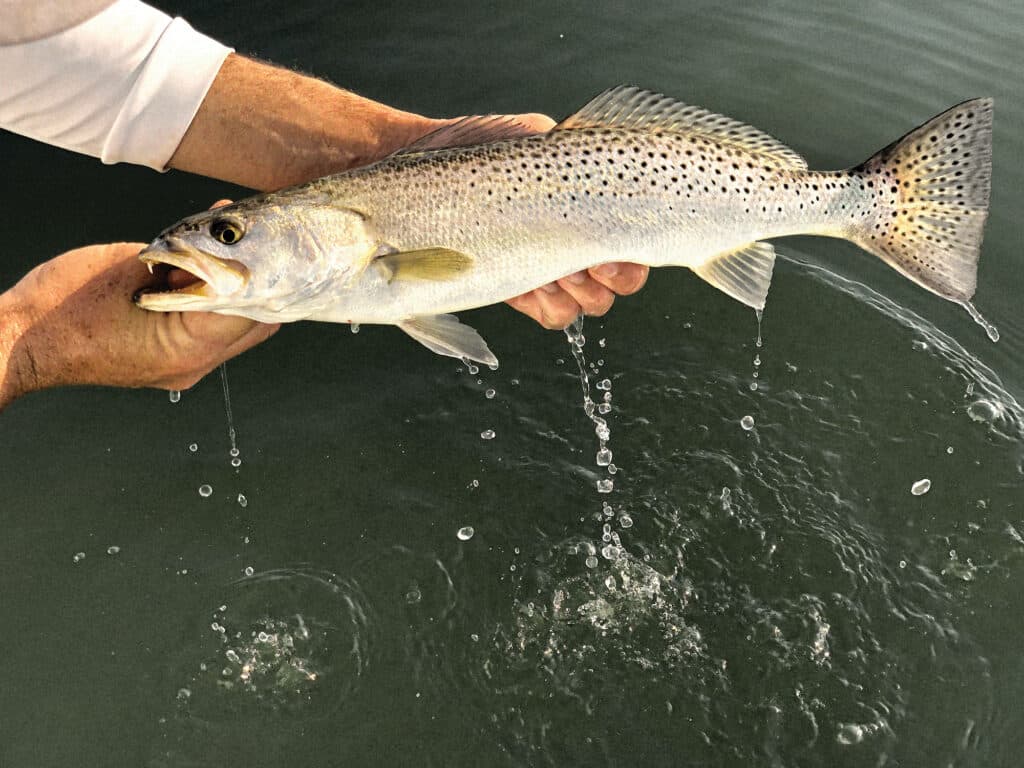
[851,98,992,302]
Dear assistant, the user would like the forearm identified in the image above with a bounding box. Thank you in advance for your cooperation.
[168,54,442,191]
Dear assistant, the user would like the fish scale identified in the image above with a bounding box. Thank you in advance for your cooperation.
[138,86,993,365]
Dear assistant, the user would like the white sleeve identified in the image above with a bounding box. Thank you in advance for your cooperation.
[0,0,233,170]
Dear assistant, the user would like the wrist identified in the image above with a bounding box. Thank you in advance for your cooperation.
[0,288,38,411]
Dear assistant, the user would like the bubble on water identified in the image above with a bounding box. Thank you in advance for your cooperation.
[596,447,613,466]
[168,390,181,403]
[836,723,865,745]
[72,552,85,564]
[597,478,614,493]
[198,484,213,498]
[188,443,198,453]
[966,399,999,423]
[480,429,496,440]
[457,526,475,541]
[243,566,254,577]
[485,388,496,399]
[910,478,931,496]
[106,545,120,556]
[350,323,360,334]
[237,494,248,508]
[740,415,755,431]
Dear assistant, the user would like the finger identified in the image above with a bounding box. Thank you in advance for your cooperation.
[505,293,546,326]
[589,263,650,296]
[210,199,233,209]
[556,271,615,317]
[219,321,281,361]
[532,283,582,329]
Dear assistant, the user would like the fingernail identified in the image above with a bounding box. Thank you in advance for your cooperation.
[595,264,620,278]
[540,282,559,294]
[565,271,587,285]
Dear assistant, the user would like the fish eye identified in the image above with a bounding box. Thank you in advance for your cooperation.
[210,218,244,245]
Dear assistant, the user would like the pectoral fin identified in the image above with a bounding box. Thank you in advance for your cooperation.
[399,314,498,366]
[375,247,474,283]
[691,241,776,310]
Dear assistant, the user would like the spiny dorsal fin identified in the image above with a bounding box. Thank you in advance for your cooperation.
[555,86,807,170]
[691,241,777,310]
[375,247,474,283]
[399,314,498,366]
[395,116,541,155]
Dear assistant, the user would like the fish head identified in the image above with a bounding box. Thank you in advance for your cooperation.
[136,195,376,320]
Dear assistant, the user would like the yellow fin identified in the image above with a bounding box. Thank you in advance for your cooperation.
[376,247,474,282]
[691,241,777,310]
[555,86,807,170]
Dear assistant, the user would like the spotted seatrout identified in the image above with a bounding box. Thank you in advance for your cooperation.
[138,87,993,364]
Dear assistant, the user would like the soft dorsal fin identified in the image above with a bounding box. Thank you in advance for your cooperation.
[395,115,541,155]
[555,86,807,170]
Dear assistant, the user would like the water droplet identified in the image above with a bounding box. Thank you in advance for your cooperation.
[243,566,254,577]
[601,544,619,560]
[176,687,191,702]
[467,363,479,375]
[487,362,499,371]
[740,415,755,431]
[584,555,598,569]
[911,478,931,496]
[350,323,360,333]
[898,559,907,569]
[607,463,617,474]
[470,633,480,642]
[598,338,606,348]
[168,390,181,403]
[960,300,999,342]
[480,429,496,440]
[230,457,242,468]
[597,402,611,414]
[198,484,213,498]
[72,552,85,564]
[229,447,239,458]
[596,447,613,466]
[457,526,475,541]
[749,382,758,391]
[485,388,496,399]
[106,545,120,556]
[753,355,761,367]
[596,378,611,391]
[597,478,614,493]
[511,378,520,386]
[237,493,248,508]
[911,340,928,351]
[468,479,480,489]
[946,446,954,454]
[619,514,633,528]
[188,443,198,453]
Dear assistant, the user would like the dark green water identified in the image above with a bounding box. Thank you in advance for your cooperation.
[2,1,1023,766]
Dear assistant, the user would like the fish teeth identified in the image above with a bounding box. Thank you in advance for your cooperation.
[146,262,154,274]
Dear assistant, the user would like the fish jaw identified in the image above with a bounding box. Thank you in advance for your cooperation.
[136,237,250,311]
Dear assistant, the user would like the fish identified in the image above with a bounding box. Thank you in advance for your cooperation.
[137,86,993,365]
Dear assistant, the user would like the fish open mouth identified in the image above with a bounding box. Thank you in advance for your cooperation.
[135,237,249,310]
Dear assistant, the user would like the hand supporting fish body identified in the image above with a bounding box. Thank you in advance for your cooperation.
[138,87,993,365]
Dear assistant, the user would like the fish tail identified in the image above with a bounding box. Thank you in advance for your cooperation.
[849,98,992,302]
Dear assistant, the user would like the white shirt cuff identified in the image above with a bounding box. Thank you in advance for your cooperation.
[0,0,232,170]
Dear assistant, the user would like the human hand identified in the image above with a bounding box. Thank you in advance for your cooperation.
[0,239,278,410]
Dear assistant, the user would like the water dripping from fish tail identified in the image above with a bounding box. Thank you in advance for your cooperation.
[960,301,1000,342]
[750,309,764,392]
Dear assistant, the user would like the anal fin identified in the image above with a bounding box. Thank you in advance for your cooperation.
[399,314,498,366]
[691,241,776,310]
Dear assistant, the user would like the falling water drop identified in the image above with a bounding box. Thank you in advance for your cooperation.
[960,301,999,342]
[480,429,496,440]
[350,323,360,334]
[168,390,181,403]
[237,493,248,508]
[198,484,213,498]
[911,478,931,496]
[740,415,755,431]
[456,526,475,541]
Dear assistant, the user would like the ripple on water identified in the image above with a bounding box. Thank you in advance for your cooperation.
[159,566,374,763]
